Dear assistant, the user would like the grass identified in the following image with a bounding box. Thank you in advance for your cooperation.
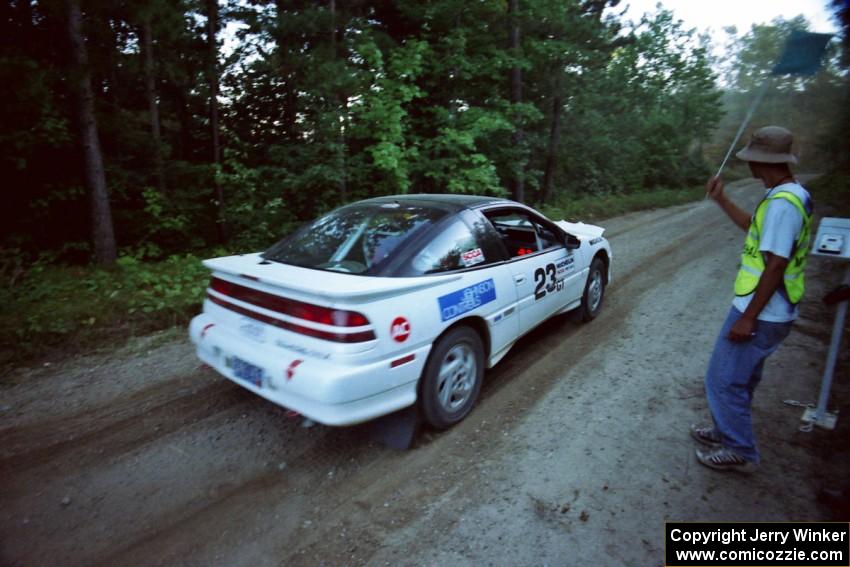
[539,185,707,224]
[0,253,210,365]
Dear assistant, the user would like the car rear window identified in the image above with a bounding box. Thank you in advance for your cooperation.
[263,202,449,274]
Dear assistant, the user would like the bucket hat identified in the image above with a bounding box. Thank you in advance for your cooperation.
[735,126,798,164]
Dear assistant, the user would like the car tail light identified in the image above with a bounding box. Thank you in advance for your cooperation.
[208,277,375,343]
[287,302,370,327]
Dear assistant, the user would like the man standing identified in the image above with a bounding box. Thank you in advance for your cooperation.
[693,125,814,473]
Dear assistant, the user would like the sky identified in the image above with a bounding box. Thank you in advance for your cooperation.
[616,0,840,42]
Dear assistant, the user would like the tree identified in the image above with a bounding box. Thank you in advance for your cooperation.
[828,0,850,169]
[714,17,845,171]
[207,0,226,242]
[508,0,525,202]
[139,6,166,195]
[1,0,734,263]
[524,0,623,203]
[329,0,347,200]
[65,0,117,264]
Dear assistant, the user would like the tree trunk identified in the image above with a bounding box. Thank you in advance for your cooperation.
[16,0,34,32]
[330,0,347,200]
[274,0,297,140]
[65,0,117,265]
[176,85,191,161]
[541,92,563,204]
[141,14,166,195]
[329,0,336,50]
[106,20,121,108]
[508,0,524,203]
[207,0,227,242]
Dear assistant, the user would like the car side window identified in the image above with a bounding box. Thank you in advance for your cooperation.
[484,210,561,259]
[411,219,490,274]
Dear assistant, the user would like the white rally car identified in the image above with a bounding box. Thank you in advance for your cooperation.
[190,195,611,429]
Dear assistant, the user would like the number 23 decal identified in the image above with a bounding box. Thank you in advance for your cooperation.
[534,262,562,300]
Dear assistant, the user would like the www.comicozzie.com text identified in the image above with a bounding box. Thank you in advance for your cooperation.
[670,527,848,546]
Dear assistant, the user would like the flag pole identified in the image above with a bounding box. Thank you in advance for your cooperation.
[710,30,833,184]
[714,78,771,178]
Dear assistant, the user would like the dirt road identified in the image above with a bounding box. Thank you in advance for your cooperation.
[2,178,848,566]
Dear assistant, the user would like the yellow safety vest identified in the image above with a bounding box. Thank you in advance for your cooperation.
[734,190,813,304]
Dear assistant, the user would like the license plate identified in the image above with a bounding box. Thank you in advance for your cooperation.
[229,356,264,387]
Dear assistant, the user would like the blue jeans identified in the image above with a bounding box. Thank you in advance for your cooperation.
[704,307,793,463]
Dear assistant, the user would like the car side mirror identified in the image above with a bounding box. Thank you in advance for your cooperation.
[563,232,581,250]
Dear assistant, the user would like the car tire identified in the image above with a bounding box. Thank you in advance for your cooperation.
[418,326,484,430]
[579,257,606,322]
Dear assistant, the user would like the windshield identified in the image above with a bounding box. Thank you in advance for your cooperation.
[263,202,449,274]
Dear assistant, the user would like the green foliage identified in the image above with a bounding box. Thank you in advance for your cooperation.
[142,187,190,235]
[2,0,732,265]
[115,253,208,316]
[709,17,848,173]
[556,9,721,195]
[807,172,850,217]
[0,252,209,360]
[217,151,300,250]
[415,106,513,195]
[348,37,427,194]
[0,55,71,170]
[7,0,846,357]
[540,186,707,223]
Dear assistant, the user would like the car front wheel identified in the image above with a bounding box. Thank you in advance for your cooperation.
[579,257,606,321]
[419,326,484,429]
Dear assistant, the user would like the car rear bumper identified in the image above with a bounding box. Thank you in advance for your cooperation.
[189,314,429,426]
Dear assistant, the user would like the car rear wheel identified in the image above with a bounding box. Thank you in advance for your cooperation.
[419,326,484,429]
[579,257,606,321]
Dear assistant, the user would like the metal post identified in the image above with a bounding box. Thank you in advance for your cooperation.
[803,264,850,430]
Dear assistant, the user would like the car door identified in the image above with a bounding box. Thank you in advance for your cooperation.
[480,208,571,335]
[545,223,587,310]
[398,212,520,361]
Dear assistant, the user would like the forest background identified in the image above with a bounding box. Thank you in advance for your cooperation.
[1,0,848,359]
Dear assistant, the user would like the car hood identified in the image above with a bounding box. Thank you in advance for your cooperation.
[555,220,605,240]
[203,253,462,302]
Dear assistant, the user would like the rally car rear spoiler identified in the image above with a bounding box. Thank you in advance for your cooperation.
[203,253,463,302]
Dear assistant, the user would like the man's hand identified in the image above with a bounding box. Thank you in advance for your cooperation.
[706,175,725,201]
[728,315,756,342]
[735,253,789,340]
[706,175,751,231]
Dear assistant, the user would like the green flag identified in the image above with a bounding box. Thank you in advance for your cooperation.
[714,30,834,179]
[771,30,834,76]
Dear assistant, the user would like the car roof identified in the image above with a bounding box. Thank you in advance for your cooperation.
[358,193,515,211]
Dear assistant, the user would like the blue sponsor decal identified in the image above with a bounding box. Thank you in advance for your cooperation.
[438,279,497,322]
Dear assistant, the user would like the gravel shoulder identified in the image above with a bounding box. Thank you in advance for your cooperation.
[2,178,848,566]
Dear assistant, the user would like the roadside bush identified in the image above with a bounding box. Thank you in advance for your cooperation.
[0,253,210,361]
[807,172,850,217]
[540,186,706,223]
